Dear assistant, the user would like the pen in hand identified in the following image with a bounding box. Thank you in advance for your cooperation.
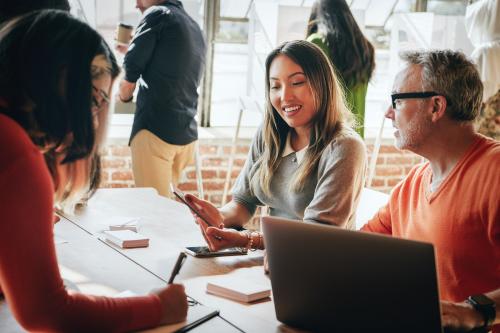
[168,252,187,284]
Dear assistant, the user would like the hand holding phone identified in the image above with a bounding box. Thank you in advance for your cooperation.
[170,184,226,248]
[170,184,224,229]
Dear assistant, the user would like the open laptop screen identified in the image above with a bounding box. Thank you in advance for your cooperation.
[262,216,442,333]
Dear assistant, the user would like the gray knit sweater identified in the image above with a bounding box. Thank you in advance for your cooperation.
[232,127,367,229]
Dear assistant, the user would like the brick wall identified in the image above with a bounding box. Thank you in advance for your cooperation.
[100,138,425,203]
[366,142,425,191]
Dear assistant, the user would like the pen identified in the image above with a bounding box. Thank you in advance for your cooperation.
[168,252,187,284]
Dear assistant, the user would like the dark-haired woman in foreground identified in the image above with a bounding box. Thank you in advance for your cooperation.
[0,10,186,332]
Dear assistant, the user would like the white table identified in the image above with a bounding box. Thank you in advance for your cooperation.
[60,188,289,333]
[0,212,242,332]
[2,187,389,332]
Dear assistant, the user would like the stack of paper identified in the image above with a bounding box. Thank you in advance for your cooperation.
[206,276,271,303]
[109,223,139,232]
[108,216,141,232]
[103,230,149,249]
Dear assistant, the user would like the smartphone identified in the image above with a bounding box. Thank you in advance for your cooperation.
[171,184,225,241]
[185,246,247,258]
[170,184,212,226]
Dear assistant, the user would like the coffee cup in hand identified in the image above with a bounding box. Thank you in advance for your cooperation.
[116,23,133,45]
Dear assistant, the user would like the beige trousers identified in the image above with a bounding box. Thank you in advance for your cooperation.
[130,129,195,198]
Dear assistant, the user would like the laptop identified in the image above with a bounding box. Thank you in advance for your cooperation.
[262,216,442,333]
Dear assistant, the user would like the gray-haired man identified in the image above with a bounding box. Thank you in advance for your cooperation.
[362,50,499,332]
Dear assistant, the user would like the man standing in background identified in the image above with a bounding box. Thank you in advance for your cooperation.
[118,0,206,197]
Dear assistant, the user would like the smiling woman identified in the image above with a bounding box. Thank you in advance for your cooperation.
[185,40,367,253]
[268,55,316,146]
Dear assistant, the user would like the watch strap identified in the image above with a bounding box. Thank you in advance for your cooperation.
[466,294,496,329]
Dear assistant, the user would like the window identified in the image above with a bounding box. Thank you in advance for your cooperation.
[82,0,474,140]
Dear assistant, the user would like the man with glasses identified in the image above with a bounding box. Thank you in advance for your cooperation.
[361,50,499,333]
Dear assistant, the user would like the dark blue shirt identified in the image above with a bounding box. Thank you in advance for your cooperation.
[124,0,206,145]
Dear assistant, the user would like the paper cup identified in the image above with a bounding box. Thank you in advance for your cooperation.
[116,23,133,45]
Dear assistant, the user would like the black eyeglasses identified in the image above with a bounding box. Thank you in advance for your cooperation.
[91,85,110,110]
[391,91,445,109]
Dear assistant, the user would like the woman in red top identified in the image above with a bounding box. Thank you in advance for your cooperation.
[0,10,187,332]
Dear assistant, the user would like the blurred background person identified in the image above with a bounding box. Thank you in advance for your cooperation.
[465,0,499,103]
[0,0,70,26]
[465,0,500,140]
[306,0,375,138]
[118,0,206,198]
[476,90,500,140]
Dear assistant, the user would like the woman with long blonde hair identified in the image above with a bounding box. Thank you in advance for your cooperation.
[187,40,366,251]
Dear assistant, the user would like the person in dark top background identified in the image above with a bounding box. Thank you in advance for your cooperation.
[0,0,70,26]
[118,0,206,198]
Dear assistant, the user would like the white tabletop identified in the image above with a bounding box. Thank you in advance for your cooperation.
[60,188,291,333]
[0,207,243,332]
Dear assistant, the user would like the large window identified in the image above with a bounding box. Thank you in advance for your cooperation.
[208,0,253,127]
[83,0,472,139]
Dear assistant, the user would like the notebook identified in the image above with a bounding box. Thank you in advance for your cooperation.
[109,223,139,232]
[103,230,149,248]
[206,276,271,303]
[108,216,140,232]
[262,216,442,333]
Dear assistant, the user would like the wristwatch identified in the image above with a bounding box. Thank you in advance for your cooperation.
[466,294,496,329]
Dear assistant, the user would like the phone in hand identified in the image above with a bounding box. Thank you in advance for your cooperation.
[185,246,247,258]
[170,184,213,226]
[171,184,225,242]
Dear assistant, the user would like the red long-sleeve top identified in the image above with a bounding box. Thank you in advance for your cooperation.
[0,113,162,332]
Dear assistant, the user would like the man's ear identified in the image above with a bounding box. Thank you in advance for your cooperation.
[431,95,447,121]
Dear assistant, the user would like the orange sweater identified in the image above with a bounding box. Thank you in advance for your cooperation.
[362,135,499,332]
[0,113,162,332]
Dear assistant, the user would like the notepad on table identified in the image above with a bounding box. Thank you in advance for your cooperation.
[103,230,149,249]
[206,276,271,303]
[108,216,141,232]
[109,223,140,232]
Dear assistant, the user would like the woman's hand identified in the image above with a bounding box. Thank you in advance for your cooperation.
[440,300,484,332]
[184,194,224,229]
[183,193,226,250]
[183,194,249,251]
[263,250,269,274]
[153,284,188,325]
[203,227,248,251]
[114,43,129,55]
